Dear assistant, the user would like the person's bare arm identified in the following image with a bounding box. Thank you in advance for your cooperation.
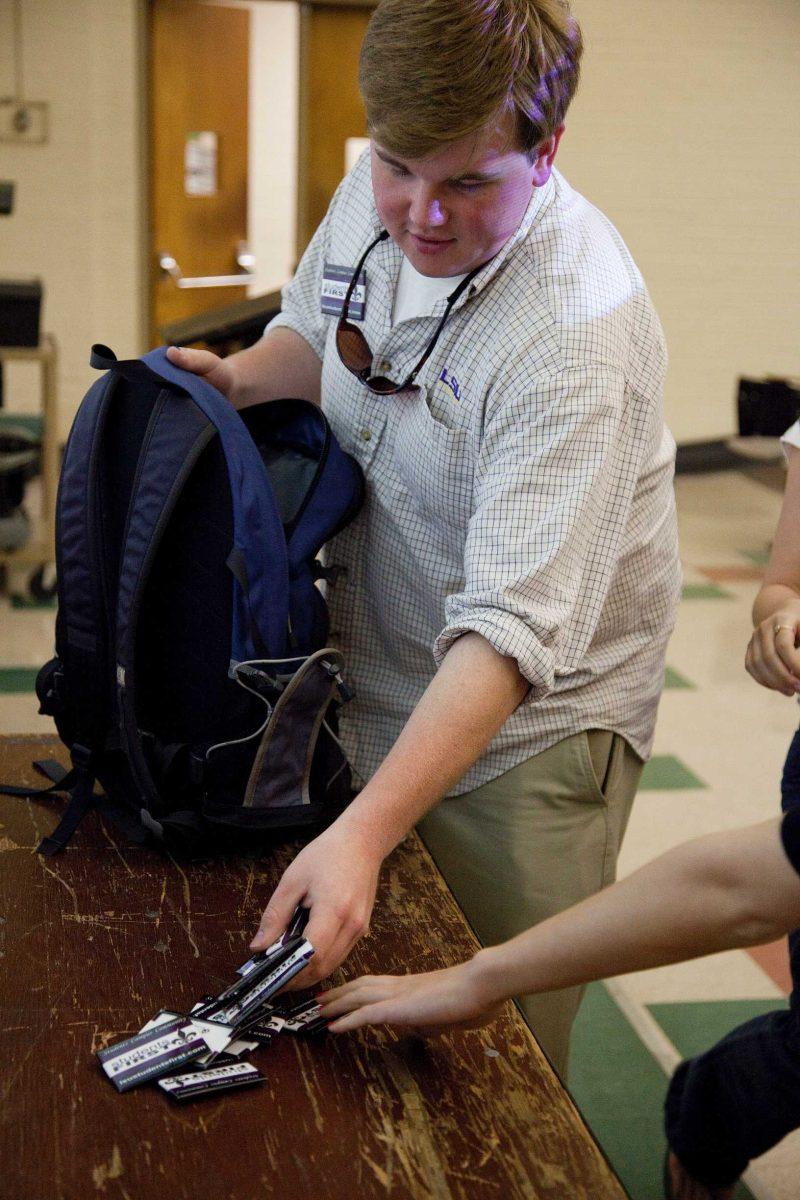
[319,817,800,1034]
[166,327,322,409]
[746,446,800,693]
[248,632,529,985]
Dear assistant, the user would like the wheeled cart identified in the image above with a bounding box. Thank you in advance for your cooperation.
[0,335,58,600]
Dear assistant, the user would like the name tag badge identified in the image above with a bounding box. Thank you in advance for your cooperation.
[322,264,367,321]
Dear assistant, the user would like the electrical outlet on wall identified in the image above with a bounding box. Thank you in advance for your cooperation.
[0,99,48,144]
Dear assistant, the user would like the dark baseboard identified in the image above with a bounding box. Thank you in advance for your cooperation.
[675,438,786,491]
[675,439,753,475]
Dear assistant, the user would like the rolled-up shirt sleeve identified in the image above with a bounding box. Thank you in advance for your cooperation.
[433,364,655,700]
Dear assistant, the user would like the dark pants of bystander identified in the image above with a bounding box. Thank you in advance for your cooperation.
[664,726,800,1189]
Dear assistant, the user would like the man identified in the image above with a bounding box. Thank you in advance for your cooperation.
[169,0,680,1076]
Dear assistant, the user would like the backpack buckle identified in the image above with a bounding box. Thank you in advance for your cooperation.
[36,658,64,716]
[70,743,93,771]
[321,659,354,703]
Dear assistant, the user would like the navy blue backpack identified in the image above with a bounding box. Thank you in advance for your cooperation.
[4,345,364,855]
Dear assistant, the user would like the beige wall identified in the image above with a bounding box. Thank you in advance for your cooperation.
[0,0,145,437]
[1,1,798,444]
[213,0,299,293]
[247,0,299,295]
[560,0,800,443]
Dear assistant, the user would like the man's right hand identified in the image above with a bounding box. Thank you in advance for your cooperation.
[250,818,383,989]
[166,345,237,402]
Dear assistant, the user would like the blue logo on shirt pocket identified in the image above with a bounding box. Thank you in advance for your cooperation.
[438,367,462,401]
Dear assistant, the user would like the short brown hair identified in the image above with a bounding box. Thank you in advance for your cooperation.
[359,0,583,160]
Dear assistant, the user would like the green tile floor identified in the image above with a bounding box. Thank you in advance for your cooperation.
[570,984,758,1200]
[639,755,707,791]
[649,999,787,1062]
[0,667,39,693]
[739,548,771,567]
[681,582,734,601]
[663,666,695,690]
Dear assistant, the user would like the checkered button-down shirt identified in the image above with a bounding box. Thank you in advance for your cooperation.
[268,153,681,792]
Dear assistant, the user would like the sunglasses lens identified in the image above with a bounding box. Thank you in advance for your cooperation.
[367,376,399,395]
[336,324,373,374]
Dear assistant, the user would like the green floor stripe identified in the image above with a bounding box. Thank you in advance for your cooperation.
[0,666,39,693]
[681,582,734,600]
[649,998,787,1062]
[663,666,695,689]
[569,982,673,1199]
[10,594,56,610]
[640,755,707,791]
[739,547,771,567]
[570,985,757,1200]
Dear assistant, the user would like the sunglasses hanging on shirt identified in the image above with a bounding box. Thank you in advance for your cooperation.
[335,229,482,396]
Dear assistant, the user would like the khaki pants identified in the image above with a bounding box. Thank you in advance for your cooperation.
[417,730,643,1079]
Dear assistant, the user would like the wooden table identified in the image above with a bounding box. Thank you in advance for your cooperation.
[0,735,627,1200]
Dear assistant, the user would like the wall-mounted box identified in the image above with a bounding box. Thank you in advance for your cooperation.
[0,280,42,347]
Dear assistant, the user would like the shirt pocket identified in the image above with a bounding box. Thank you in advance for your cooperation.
[391,386,475,530]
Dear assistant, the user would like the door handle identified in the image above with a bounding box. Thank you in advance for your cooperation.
[158,242,255,288]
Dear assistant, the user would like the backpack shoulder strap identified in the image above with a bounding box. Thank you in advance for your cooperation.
[113,381,214,807]
[55,368,118,755]
[142,347,291,662]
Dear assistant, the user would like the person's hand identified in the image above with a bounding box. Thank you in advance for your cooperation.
[745,603,800,696]
[250,821,382,988]
[166,345,237,401]
[316,956,506,1036]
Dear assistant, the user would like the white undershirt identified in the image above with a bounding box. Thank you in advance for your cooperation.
[391,254,468,326]
[781,419,800,455]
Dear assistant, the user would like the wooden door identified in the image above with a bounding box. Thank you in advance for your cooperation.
[149,0,250,345]
[297,3,375,258]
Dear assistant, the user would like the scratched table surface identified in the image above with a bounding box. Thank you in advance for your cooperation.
[0,735,627,1200]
